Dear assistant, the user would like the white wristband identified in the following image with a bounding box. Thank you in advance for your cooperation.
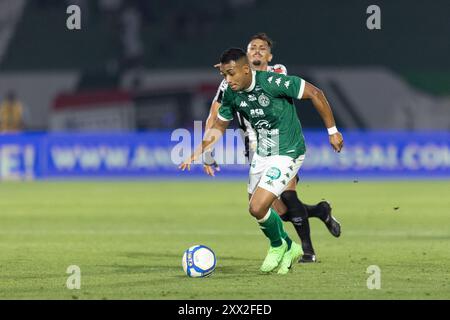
[327,126,338,135]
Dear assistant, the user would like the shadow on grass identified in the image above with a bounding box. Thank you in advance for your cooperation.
[96,251,267,281]
[100,255,262,280]
[124,251,260,262]
[99,263,257,277]
[98,264,180,274]
[124,252,180,259]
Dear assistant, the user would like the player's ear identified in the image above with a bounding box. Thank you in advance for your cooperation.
[243,63,251,74]
[267,53,273,63]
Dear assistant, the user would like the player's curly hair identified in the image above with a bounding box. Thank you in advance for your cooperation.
[249,32,274,49]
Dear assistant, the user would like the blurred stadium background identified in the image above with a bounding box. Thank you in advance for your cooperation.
[0,0,449,180]
[0,0,449,300]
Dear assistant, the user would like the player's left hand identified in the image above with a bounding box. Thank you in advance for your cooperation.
[179,157,193,171]
[329,132,344,152]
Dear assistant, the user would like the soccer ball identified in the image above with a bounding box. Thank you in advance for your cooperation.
[182,245,216,278]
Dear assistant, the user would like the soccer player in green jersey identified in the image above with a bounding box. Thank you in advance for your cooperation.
[180,48,344,274]
[204,33,341,263]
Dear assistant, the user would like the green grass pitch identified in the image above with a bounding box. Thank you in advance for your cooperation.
[0,180,449,299]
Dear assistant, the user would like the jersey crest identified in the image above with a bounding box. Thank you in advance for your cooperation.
[258,93,270,107]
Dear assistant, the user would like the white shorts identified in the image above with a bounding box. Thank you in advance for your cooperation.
[247,153,305,197]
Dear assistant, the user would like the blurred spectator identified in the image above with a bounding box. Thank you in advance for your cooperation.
[99,0,122,12]
[119,3,145,89]
[120,4,144,68]
[0,91,24,133]
[37,0,61,8]
[229,0,257,8]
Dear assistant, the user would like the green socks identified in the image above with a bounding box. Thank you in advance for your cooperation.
[258,208,292,249]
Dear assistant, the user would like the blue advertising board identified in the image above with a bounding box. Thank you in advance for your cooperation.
[0,131,449,180]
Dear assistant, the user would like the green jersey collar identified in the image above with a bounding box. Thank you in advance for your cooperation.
[244,70,256,92]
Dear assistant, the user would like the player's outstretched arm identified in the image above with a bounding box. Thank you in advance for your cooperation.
[202,100,222,176]
[302,81,344,152]
[205,100,221,132]
[179,118,230,172]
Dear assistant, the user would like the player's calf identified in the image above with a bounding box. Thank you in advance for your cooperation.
[280,190,315,256]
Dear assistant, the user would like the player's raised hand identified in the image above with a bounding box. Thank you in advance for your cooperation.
[329,132,344,152]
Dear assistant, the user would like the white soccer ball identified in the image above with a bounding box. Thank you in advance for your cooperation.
[182,245,216,278]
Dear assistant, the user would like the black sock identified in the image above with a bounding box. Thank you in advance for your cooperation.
[304,203,328,221]
[280,190,315,255]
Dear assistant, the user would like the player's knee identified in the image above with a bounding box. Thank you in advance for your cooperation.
[248,202,266,219]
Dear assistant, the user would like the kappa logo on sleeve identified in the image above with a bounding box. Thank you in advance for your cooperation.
[239,101,248,108]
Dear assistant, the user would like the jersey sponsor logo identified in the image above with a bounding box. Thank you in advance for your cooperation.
[259,128,279,135]
[265,167,281,180]
[254,119,270,130]
[267,76,273,83]
[240,101,248,108]
[284,80,290,89]
[275,78,282,86]
[248,94,257,101]
[250,108,264,117]
[258,93,270,107]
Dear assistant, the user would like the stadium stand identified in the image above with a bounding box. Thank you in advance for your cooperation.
[0,0,26,64]
[0,0,449,130]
